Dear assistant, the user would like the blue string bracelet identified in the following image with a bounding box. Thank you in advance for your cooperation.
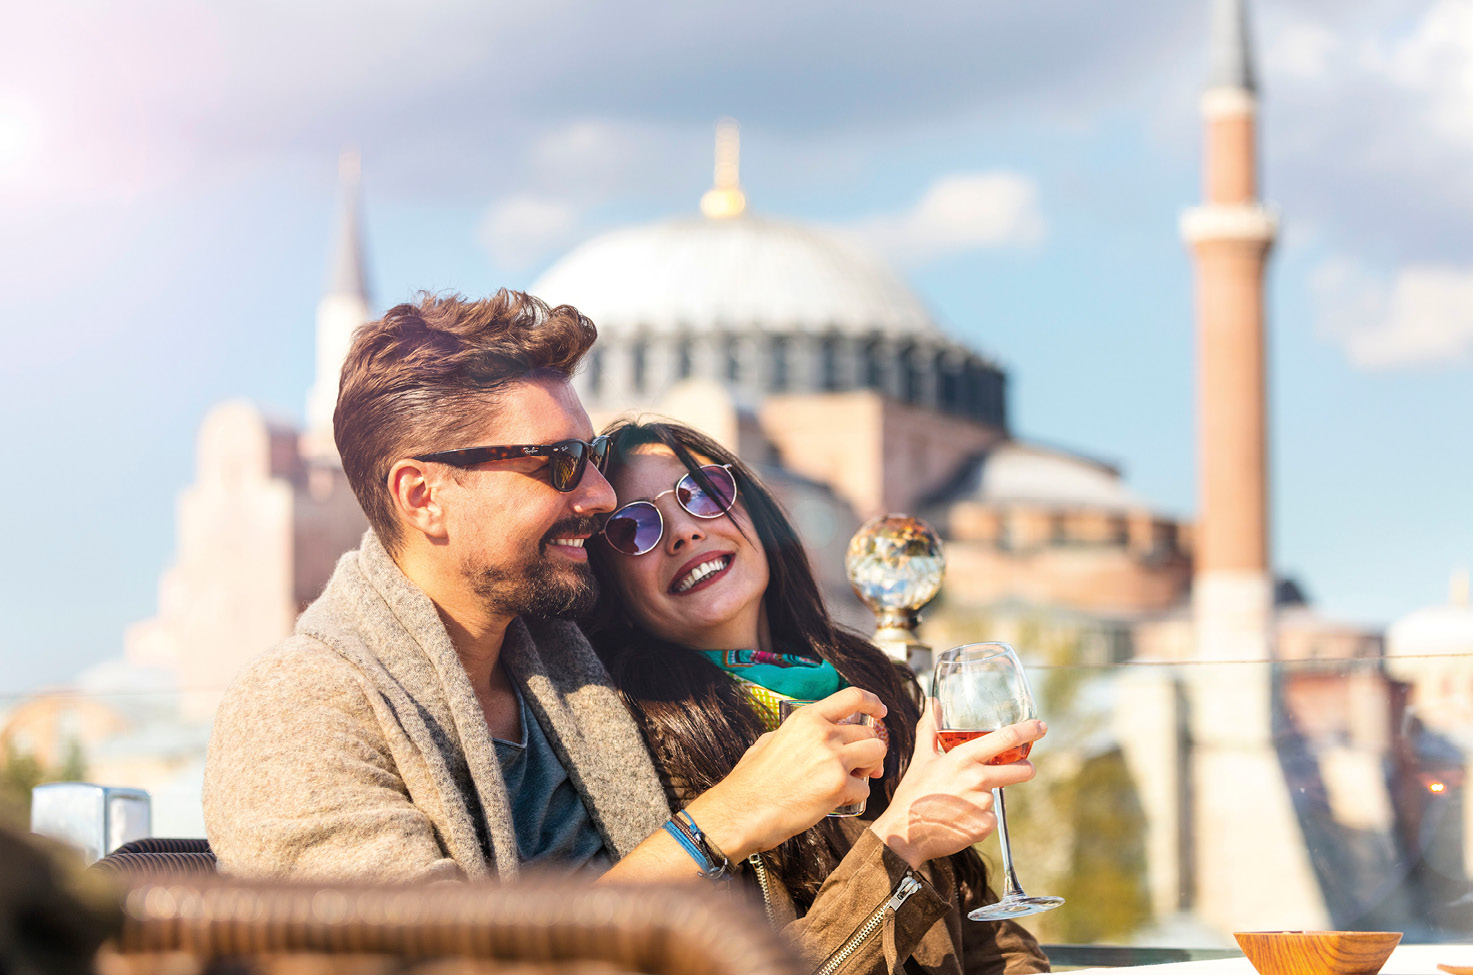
[663,810,730,880]
[676,809,731,872]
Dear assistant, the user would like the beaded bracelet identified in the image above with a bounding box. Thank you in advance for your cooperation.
[662,809,731,880]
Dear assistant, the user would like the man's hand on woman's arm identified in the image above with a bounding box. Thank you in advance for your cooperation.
[600,686,888,881]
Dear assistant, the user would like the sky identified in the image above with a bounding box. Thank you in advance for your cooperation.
[1,0,1470,695]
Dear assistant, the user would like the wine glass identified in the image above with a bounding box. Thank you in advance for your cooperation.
[933,642,1064,920]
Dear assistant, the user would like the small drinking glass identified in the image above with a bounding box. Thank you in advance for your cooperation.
[777,699,876,817]
[933,642,1064,920]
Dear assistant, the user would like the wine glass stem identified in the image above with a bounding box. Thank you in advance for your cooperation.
[992,787,1026,900]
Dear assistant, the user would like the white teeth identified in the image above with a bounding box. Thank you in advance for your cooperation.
[550,537,586,548]
[674,556,730,593]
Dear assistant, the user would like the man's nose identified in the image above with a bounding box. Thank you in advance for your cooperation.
[572,463,616,515]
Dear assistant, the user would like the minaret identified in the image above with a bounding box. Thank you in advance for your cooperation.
[1181,0,1277,662]
[1176,0,1330,932]
[304,150,373,460]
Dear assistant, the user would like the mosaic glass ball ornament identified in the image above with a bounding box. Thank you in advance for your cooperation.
[845,514,945,619]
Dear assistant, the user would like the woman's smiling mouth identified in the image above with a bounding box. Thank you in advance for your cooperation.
[670,554,733,594]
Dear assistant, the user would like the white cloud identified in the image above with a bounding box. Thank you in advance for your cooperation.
[518,118,707,202]
[1373,0,1473,150]
[845,171,1045,266]
[477,194,582,272]
[532,121,642,173]
[1266,21,1337,80]
[1254,2,1473,265]
[1314,257,1473,369]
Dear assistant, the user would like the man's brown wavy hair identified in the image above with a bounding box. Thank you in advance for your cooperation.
[334,289,597,555]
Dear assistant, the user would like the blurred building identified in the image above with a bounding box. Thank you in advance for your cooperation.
[1110,0,1461,941]
[1385,570,1473,887]
[124,153,369,723]
[534,121,1195,651]
[0,156,372,835]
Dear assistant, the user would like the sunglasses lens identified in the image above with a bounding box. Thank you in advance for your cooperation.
[677,465,737,517]
[549,441,586,492]
[604,502,662,556]
[589,435,611,472]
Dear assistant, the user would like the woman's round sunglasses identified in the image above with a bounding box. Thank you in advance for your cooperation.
[600,464,739,556]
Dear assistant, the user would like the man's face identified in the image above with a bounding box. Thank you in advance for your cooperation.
[435,375,615,621]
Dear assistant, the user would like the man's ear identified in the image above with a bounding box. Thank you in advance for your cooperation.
[387,459,449,541]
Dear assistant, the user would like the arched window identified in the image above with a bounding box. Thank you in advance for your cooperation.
[630,340,648,393]
[862,339,882,389]
[586,349,603,397]
[725,336,740,382]
[900,343,920,404]
[964,360,993,422]
[821,334,840,391]
[986,371,1007,428]
[938,352,958,413]
[771,336,790,392]
[676,337,693,379]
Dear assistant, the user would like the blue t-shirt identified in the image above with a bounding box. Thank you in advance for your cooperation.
[491,684,611,873]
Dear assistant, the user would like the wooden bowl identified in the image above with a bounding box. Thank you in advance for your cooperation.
[1235,931,1402,975]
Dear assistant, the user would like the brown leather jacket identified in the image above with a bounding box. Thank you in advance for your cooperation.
[658,745,1050,975]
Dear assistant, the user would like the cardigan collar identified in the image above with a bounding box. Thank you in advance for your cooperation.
[297,531,669,878]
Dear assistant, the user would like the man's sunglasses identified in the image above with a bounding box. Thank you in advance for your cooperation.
[413,436,611,493]
[600,464,739,556]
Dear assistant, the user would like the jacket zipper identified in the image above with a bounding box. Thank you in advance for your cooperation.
[816,874,923,975]
[747,853,777,926]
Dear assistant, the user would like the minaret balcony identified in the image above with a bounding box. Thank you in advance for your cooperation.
[1200,86,1257,118]
[1180,203,1277,244]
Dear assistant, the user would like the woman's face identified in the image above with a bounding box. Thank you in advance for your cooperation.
[602,445,771,652]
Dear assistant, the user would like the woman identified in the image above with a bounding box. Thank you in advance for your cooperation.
[585,418,1051,975]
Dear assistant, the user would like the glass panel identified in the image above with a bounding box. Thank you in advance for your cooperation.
[10,641,1470,949]
[959,649,1473,947]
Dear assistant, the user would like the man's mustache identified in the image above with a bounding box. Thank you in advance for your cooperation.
[539,516,602,547]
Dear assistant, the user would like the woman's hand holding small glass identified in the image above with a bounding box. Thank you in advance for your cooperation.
[684,686,887,860]
[869,705,1047,869]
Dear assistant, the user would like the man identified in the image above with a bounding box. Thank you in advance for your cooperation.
[203,290,884,882]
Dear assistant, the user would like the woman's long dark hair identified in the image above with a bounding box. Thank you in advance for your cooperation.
[585,418,989,905]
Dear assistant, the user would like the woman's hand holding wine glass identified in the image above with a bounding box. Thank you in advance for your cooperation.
[869,704,1047,869]
[933,641,1064,920]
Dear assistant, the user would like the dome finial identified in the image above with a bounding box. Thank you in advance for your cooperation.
[700,117,746,219]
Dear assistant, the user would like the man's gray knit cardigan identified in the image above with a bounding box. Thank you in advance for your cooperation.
[202,531,672,883]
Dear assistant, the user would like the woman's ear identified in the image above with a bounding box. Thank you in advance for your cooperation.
[387,459,449,541]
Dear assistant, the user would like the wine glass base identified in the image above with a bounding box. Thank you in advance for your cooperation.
[968,895,1064,921]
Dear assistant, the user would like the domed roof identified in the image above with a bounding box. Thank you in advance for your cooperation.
[934,441,1148,512]
[1387,570,1473,656]
[530,214,941,338]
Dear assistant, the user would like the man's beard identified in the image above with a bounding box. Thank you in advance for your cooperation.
[464,516,601,620]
